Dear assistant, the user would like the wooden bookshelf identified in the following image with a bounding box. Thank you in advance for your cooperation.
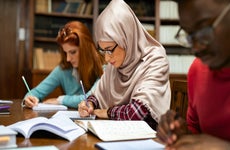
[27,0,189,94]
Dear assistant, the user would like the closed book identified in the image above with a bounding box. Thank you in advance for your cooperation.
[0,105,10,115]
[0,109,10,115]
[0,125,17,149]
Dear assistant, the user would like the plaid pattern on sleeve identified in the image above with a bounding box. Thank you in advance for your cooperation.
[107,99,149,120]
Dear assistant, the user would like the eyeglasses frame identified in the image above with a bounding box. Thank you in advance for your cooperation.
[98,44,118,55]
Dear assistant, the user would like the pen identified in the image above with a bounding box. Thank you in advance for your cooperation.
[0,105,10,110]
[80,80,89,107]
[79,80,96,119]
[22,76,32,95]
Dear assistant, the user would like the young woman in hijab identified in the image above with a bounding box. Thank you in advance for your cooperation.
[23,21,105,109]
[78,0,171,129]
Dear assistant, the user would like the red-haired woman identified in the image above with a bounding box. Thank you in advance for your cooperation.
[23,21,105,108]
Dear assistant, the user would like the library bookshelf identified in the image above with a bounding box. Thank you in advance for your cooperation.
[27,0,189,97]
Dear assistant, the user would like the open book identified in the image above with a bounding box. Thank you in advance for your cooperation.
[75,120,156,141]
[7,116,85,141]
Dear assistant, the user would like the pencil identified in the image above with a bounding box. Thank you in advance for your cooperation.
[79,80,89,107]
[79,80,96,119]
[22,76,32,95]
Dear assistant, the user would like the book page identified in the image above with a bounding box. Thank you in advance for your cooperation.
[28,116,85,141]
[88,120,156,141]
[52,110,96,120]
[7,117,48,138]
[7,116,86,141]
[52,111,95,131]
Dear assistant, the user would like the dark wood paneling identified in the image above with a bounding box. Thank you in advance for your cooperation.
[0,0,28,99]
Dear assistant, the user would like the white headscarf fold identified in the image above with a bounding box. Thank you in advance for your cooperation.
[93,0,171,122]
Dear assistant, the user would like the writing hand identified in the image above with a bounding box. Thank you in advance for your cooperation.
[167,134,230,150]
[24,95,39,108]
[157,110,186,145]
[78,101,94,117]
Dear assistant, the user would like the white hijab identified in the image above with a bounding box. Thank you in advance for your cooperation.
[93,0,171,122]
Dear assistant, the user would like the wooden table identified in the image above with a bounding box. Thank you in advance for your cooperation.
[0,99,101,150]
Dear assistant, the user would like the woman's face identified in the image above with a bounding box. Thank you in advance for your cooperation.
[62,43,80,68]
[98,41,126,68]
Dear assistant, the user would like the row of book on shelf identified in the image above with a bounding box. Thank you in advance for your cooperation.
[34,48,61,70]
[168,55,195,74]
[159,25,180,45]
[98,0,154,17]
[160,0,179,19]
[36,0,179,18]
[143,24,181,45]
[36,0,93,15]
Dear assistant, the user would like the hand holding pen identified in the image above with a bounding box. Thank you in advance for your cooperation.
[78,80,95,119]
[22,76,39,108]
[156,110,187,146]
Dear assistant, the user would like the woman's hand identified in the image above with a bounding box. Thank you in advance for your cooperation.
[157,110,187,145]
[24,95,39,108]
[167,134,230,150]
[78,101,94,117]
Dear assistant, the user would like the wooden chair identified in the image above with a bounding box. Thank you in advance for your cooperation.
[170,80,188,119]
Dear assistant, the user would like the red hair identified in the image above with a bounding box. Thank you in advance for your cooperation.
[56,21,105,92]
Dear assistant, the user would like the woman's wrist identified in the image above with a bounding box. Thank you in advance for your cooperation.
[107,107,112,118]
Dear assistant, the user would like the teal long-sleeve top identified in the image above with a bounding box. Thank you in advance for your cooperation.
[24,66,99,108]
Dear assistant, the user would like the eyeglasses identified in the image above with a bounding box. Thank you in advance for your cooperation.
[97,44,118,55]
[175,3,230,48]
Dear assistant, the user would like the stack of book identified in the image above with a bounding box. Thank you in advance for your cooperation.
[0,100,12,115]
[0,125,17,149]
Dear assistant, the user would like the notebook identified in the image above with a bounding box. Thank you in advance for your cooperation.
[32,103,67,111]
[52,110,96,120]
[75,120,156,141]
[95,139,165,150]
